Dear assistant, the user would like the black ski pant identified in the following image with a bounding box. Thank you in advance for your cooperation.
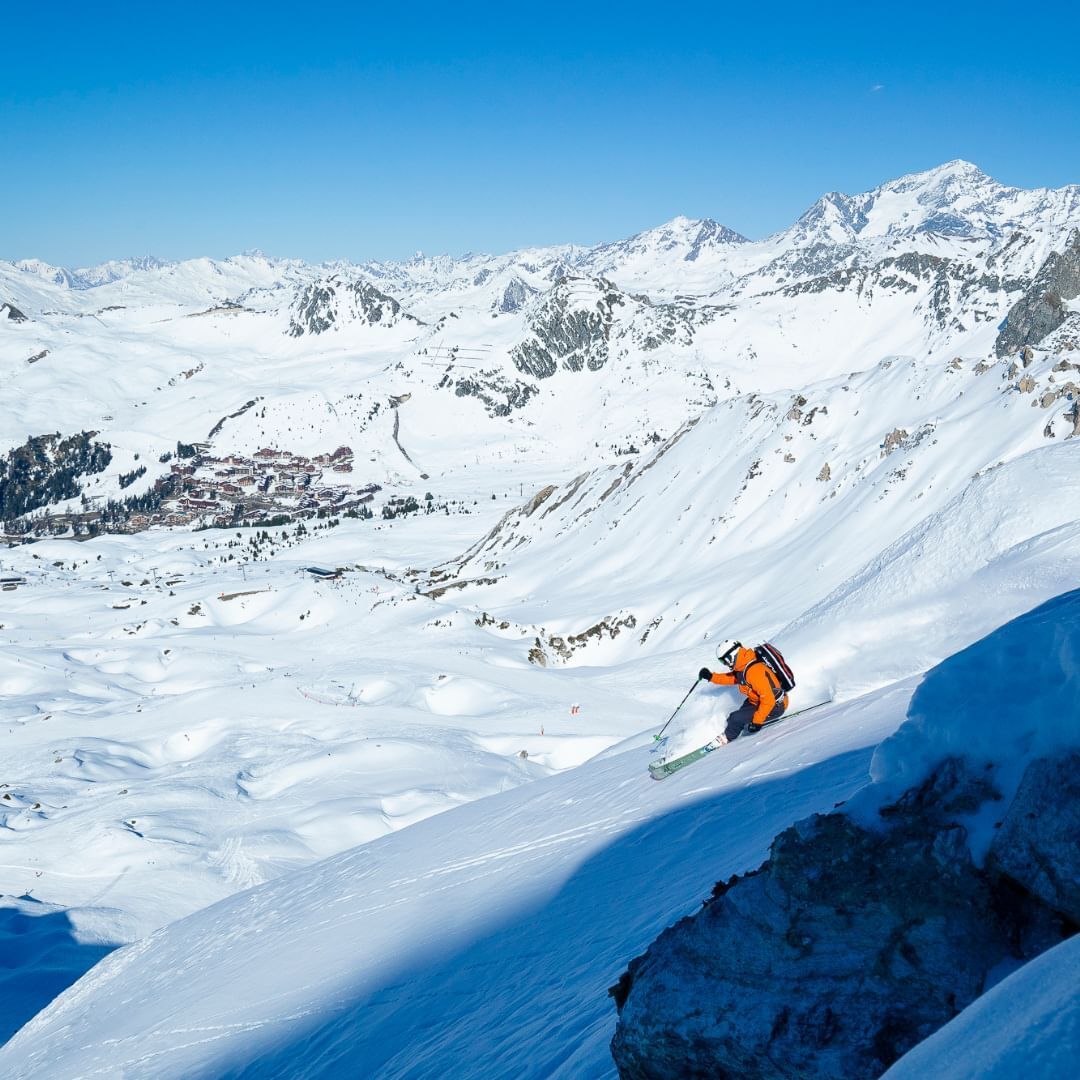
[723,697,786,741]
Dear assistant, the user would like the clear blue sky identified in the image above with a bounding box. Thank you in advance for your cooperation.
[4,0,1078,266]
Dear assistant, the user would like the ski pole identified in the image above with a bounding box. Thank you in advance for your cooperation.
[784,698,833,720]
[654,679,701,742]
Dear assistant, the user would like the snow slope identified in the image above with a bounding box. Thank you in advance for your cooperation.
[436,353,1080,681]
[3,591,1076,1078]
[0,682,913,1079]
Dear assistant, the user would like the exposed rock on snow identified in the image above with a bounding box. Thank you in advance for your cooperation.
[995,229,1080,356]
[510,275,625,378]
[611,757,1076,1079]
[451,369,538,416]
[287,275,419,336]
[880,934,1080,1080]
[528,612,638,666]
[492,275,534,313]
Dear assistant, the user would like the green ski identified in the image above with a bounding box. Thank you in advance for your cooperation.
[648,740,721,780]
[647,700,834,780]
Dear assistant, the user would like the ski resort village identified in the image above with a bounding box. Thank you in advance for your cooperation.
[1,440,381,539]
[1,9,1079,1073]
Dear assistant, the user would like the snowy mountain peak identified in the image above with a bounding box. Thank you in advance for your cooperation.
[583,215,748,270]
[883,159,1003,208]
[791,191,870,245]
[783,161,1080,249]
[11,254,171,290]
[653,214,748,247]
[73,254,171,288]
[914,158,987,181]
[11,259,81,289]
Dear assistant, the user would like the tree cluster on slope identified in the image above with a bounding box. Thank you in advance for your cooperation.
[0,432,112,524]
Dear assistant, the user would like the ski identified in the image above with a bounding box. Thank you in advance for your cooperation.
[647,700,834,780]
[648,740,722,780]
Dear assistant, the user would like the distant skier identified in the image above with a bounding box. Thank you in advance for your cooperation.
[698,639,791,743]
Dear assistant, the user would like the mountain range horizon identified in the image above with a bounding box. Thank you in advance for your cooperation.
[9,158,1078,281]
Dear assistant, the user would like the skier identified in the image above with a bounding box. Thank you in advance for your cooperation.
[698,639,789,743]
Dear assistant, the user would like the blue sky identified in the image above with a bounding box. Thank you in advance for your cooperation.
[4,0,1078,265]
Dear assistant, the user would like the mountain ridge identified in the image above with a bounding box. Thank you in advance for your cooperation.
[8,161,1078,299]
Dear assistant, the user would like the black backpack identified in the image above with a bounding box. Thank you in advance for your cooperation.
[747,642,796,694]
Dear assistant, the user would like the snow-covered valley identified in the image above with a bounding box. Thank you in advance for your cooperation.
[1,161,1078,1077]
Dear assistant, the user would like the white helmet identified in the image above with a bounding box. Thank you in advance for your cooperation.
[716,639,742,668]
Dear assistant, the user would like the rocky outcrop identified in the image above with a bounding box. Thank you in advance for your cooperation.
[452,371,538,417]
[770,248,1028,335]
[510,276,625,378]
[286,277,419,336]
[995,229,1080,356]
[880,423,935,457]
[529,613,637,666]
[628,298,710,351]
[1,302,29,322]
[493,276,534,314]
[988,752,1080,923]
[207,397,261,439]
[610,754,1078,1080]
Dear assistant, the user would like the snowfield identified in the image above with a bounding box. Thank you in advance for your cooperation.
[1,160,1079,1076]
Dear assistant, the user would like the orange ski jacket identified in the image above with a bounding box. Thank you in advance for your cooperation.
[708,646,789,726]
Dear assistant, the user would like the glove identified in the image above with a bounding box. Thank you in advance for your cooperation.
[699,668,712,682]
[743,722,763,736]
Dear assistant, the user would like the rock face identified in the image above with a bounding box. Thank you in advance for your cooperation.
[510,276,625,378]
[286,276,418,336]
[995,229,1080,356]
[493,276,534,314]
[610,755,1078,1080]
[988,752,1080,923]
[452,371,538,417]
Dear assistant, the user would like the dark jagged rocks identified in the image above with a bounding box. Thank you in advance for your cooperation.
[287,277,419,336]
[996,229,1080,356]
[610,754,1079,1080]
[453,372,538,417]
[494,276,533,313]
[510,276,624,378]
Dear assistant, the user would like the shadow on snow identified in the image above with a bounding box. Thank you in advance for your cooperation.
[223,748,876,1080]
[0,897,117,1047]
